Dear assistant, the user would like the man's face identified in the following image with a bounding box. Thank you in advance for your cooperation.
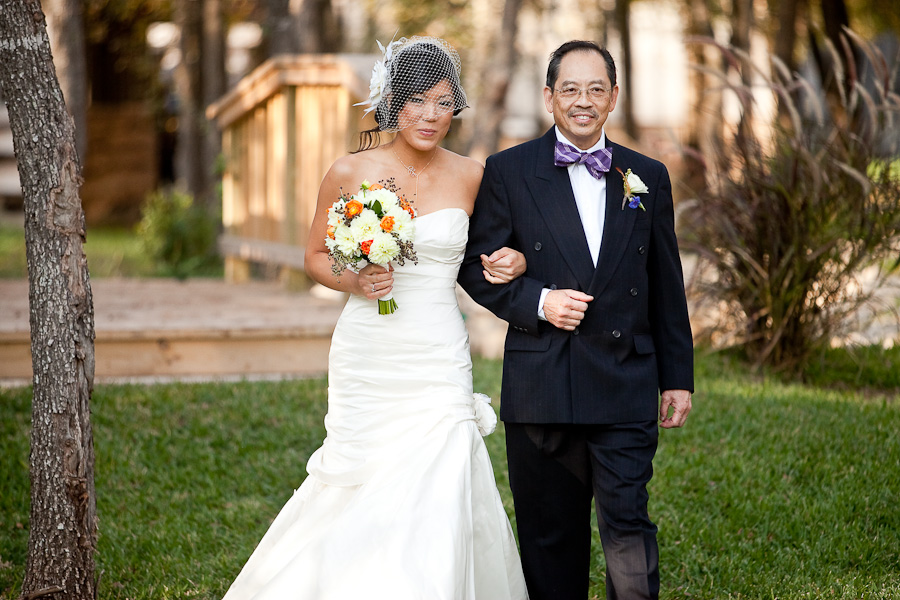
[543,50,618,150]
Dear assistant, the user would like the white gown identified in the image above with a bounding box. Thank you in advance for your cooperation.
[222,208,529,600]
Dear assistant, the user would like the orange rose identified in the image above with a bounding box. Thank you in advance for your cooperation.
[399,197,415,218]
[380,216,395,232]
[326,225,336,239]
[360,239,373,255]
[369,183,384,190]
[345,199,363,218]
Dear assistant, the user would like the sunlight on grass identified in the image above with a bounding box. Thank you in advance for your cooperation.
[1,225,160,278]
[2,354,899,599]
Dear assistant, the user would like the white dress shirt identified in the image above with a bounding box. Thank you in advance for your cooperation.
[538,126,608,319]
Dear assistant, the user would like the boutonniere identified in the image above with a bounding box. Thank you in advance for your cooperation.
[616,167,648,211]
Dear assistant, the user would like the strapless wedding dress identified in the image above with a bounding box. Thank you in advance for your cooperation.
[222,208,528,600]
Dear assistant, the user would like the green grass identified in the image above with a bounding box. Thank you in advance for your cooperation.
[1,225,166,278]
[2,354,899,599]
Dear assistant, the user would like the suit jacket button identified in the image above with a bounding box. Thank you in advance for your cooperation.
[630,288,638,296]
[550,284,558,290]
[534,242,542,251]
[638,246,646,255]
[612,329,621,338]
[573,327,580,335]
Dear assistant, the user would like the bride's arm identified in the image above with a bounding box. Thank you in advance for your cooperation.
[481,247,526,284]
[304,161,394,300]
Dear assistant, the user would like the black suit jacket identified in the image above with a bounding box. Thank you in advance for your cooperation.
[459,127,694,424]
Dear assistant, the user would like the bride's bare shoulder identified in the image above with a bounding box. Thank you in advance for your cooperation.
[441,150,483,186]
[324,149,389,186]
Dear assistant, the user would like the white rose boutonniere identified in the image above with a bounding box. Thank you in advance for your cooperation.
[617,167,648,211]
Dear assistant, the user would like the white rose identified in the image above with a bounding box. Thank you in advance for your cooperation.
[350,208,380,243]
[385,207,415,242]
[366,188,399,212]
[327,206,343,228]
[626,171,649,195]
[366,231,400,265]
[334,225,358,257]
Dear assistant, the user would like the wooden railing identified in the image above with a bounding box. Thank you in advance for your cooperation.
[207,54,374,283]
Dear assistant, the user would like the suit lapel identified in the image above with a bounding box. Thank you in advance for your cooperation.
[590,139,637,296]
[525,128,595,291]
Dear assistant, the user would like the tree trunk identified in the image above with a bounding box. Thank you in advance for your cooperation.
[465,0,523,162]
[174,0,204,197]
[43,0,88,162]
[614,0,638,141]
[0,2,97,600]
[774,0,806,72]
[267,0,300,55]
[202,0,226,211]
[685,0,723,190]
[730,0,755,147]
[296,0,341,53]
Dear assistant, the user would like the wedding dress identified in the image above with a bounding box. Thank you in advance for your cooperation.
[222,207,528,600]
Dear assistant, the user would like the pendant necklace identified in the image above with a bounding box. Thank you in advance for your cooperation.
[391,146,437,201]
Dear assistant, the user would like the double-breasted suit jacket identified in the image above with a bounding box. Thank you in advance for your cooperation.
[459,127,694,424]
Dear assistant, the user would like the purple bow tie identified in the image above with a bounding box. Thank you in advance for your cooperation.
[554,141,613,180]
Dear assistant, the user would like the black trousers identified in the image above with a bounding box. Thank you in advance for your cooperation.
[505,421,660,600]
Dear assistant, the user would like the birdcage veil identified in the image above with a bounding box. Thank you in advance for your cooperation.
[357,36,468,133]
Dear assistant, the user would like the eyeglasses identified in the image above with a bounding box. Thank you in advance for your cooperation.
[554,85,611,101]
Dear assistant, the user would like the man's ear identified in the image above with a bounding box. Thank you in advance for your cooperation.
[608,84,619,113]
[543,86,554,114]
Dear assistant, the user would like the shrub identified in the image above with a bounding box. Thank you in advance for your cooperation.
[136,188,221,279]
[683,33,900,373]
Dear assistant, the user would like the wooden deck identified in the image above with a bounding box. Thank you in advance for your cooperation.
[0,278,508,386]
[0,279,345,385]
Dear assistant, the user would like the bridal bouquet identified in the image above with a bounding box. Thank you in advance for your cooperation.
[325,180,417,314]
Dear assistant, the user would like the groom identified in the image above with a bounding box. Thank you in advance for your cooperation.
[459,41,694,599]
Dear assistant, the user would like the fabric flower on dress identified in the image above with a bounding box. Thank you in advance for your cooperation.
[473,393,497,436]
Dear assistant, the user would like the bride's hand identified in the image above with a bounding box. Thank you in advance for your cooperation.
[357,263,394,299]
[481,247,526,284]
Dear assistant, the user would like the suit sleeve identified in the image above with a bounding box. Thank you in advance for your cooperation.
[647,165,695,393]
[458,155,545,333]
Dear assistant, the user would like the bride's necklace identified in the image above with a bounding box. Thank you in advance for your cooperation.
[391,146,437,200]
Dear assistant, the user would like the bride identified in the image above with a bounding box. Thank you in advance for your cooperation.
[221,37,529,599]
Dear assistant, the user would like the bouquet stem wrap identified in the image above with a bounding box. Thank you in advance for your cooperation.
[377,264,398,315]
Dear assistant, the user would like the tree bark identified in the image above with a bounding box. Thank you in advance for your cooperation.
[202,0,226,210]
[0,2,97,600]
[42,0,88,162]
[465,0,523,162]
[296,0,340,53]
[614,0,638,140]
[266,0,300,55]
[774,0,806,72]
[174,0,204,196]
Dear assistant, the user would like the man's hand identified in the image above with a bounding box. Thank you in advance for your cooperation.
[659,389,692,428]
[481,247,526,284]
[542,289,593,331]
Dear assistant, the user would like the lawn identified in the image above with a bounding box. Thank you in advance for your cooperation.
[0,224,157,278]
[1,353,898,599]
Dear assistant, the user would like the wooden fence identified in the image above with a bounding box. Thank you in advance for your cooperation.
[207,54,374,283]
